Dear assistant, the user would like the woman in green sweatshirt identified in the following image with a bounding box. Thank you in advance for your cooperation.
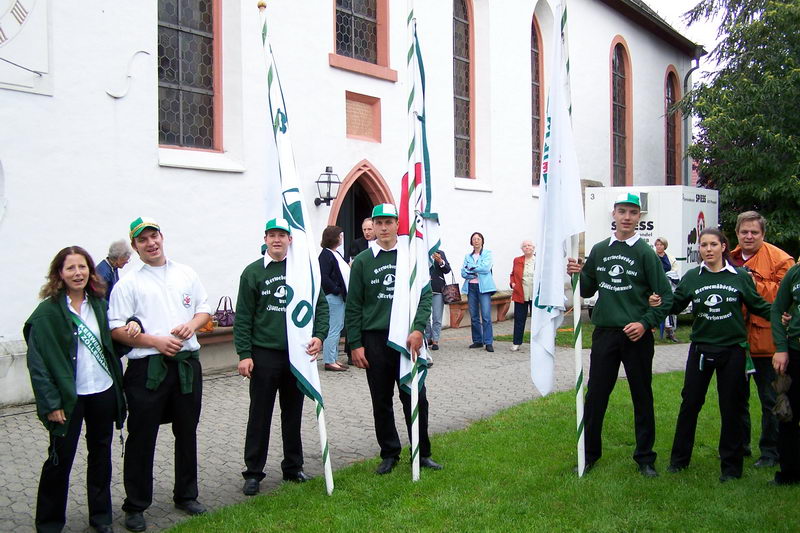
[652,228,771,482]
[24,247,129,533]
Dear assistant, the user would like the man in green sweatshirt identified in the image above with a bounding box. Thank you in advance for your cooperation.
[567,193,672,477]
[345,203,442,475]
[234,218,329,496]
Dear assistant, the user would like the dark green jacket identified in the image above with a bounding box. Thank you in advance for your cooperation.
[24,292,126,437]
[772,263,800,352]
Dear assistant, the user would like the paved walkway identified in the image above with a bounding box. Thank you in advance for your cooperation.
[0,321,688,532]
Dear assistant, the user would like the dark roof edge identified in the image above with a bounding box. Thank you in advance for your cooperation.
[596,0,706,58]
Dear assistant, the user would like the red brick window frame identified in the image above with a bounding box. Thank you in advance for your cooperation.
[157,0,223,152]
[453,0,475,179]
[610,37,632,186]
[345,91,381,143]
[329,0,397,82]
[531,16,544,186]
[664,67,682,185]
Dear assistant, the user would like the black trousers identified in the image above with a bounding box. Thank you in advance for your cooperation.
[742,355,779,460]
[35,386,117,533]
[122,356,202,512]
[363,330,431,459]
[585,327,656,466]
[242,347,305,481]
[513,300,532,346]
[671,344,747,477]
[776,349,800,484]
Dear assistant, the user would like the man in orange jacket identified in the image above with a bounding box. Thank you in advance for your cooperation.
[729,211,795,468]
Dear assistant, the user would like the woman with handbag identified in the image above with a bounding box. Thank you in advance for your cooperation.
[461,232,496,352]
[24,246,131,533]
[318,225,350,371]
[509,240,535,351]
[425,249,451,356]
[650,228,771,482]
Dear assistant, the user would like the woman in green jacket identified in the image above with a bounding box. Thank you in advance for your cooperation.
[24,246,132,533]
[651,228,771,482]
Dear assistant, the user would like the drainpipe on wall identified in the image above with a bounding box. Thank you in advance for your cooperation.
[682,50,703,185]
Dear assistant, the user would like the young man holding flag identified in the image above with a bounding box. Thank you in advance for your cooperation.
[234,218,329,496]
[345,204,442,475]
[567,193,672,477]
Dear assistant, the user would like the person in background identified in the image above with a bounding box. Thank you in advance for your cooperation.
[461,232,496,352]
[729,210,794,467]
[349,217,375,262]
[769,261,800,485]
[651,228,771,483]
[25,246,130,533]
[319,225,350,372]
[425,248,451,358]
[235,218,329,495]
[509,240,535,351]
[654,237,679,342]
[95,240,131,297]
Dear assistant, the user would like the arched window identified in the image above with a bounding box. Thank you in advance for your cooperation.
[453,0,473,178]
[611,41,631,186]
[531,18,543,185]
[665,71,680,185]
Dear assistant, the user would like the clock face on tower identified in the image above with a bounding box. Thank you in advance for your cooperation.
[0,0,51,94]
[0,0,35,46]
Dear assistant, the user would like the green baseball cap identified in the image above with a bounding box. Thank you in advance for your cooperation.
[371,203,398,219]
[265,217,291,234]
[614,192,641,208]
[129,217,160,239]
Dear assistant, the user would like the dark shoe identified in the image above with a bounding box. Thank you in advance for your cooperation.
[639,464,659,478]
[485,344,494,352]
[93,525,114,533]
[347,357,353,365]
[376,457,399,475]
[771,472,800,486]
[666,464,686,474]
[283,471,312,483]
[324,363,347,372]
[743,446,752,457]
[430,343,439,351]
[174,500,207,516]
[124,512,146,532]
[469,342,483,349]
[719,474,740,483]
[243,478,260,495]
[754,457,778,468]
[420,457,443,470]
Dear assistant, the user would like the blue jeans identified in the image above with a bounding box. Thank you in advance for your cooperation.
[323,294,345,364]
[424,293,444,342]
[467,284,493,345]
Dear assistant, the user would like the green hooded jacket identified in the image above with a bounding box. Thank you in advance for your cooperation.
[23,292,126,437]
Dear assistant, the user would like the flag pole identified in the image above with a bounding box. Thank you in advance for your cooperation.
[315,400,334,494]
[410,359,420,481]
[571,234,586,477]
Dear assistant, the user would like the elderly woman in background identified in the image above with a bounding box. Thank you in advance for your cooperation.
[654,237,679,342]
[24,246,134,533]
[509,240,535,351]
[319,225,350,371]
[461,232,496,352]
[96,239,131,297]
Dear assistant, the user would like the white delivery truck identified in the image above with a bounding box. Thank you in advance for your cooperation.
[582,185,719,311]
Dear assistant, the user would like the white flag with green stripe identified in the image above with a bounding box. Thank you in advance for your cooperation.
[530,0,584,396]
[258,3,332,493]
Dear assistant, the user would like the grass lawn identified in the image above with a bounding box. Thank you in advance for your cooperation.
[169,372,798,533]
[496,323,692,349]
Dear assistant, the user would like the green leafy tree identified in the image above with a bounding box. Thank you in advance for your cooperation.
[682,0,800,258]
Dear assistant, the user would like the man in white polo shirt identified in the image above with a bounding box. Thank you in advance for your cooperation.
[108,217,211,532]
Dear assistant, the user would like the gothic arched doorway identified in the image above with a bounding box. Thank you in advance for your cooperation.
[329,160,394,258]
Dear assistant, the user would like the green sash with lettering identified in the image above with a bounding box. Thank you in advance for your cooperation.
[69,313,112,378]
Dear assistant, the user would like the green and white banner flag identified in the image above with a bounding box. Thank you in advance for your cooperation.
[530,0,585,396]
[258,3,333,493]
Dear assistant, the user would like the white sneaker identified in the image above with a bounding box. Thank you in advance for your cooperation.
[511,345,520,351]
